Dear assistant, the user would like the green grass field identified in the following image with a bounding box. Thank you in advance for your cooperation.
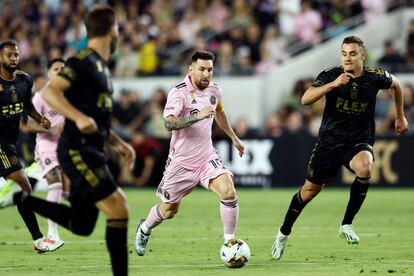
[0,188,413,276]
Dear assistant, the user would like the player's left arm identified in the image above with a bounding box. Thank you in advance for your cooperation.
[214,102,245,157]
[389,75,408,135]
[108,130,136,170]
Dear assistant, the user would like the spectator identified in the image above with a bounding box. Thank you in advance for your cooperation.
[215,40,236,76]
[292,0,323,48]
[112,89,143,140]
[406,19,414,69]
[234,116,260,138]
[263,112,285,138]
[233,46,255,75]
[377,40,406,73]
[361,0,388,23]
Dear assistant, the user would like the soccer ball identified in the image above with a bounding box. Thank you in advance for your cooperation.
[220,238,250,268]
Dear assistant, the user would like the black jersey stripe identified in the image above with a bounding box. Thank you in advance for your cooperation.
[175,82,186,89]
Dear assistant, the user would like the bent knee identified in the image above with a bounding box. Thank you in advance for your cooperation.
[354,165,372,178]
[71,224,95,236]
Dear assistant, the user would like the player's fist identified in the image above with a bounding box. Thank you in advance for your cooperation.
[333,73,354,87]
[40,116,51,129]
[395,117,408,135]
[50,123,64,136]
[197,106,216,120]
[76,116,98,134]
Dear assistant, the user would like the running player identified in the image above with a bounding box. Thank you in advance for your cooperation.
[134,50,245,257]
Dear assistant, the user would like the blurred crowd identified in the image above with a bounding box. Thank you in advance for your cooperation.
[4,0,414,187]
[1,0,414,78]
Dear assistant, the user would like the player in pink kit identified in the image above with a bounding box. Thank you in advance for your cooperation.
[30,58,66,251]
[135,50,245,256]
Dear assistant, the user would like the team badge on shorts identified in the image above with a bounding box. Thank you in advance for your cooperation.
[210,95,216,105]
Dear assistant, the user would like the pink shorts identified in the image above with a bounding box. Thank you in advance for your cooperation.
[156,152,233,203]
[35,150,60,178]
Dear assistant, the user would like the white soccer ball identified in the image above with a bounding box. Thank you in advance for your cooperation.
[220,238,250,268]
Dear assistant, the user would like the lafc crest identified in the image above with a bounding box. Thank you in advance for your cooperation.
[350,82,358,99]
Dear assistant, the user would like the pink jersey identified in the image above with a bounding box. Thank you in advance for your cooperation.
[164,75,222,170]
[32,89,65,153]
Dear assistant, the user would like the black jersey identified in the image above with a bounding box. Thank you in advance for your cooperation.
[312,66,392,146]
[0,71,33,144]
[58,48,113,149]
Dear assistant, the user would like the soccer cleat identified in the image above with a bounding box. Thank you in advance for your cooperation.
[45,235,65,251]
[339,224,360,245]
[33,236,64,253]
[135,219,150,256]
[271,229,289,260]
[24,162,42,180]
[0,180,21,208]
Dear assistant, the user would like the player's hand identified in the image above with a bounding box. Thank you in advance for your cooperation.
[117,142,136,170]
[40,116,51,129]
[395,117,408,135]
[197,106,216,120]
[232,137,245,157]
[332,73,354,87]
[76,116,98,134]
[50,123,64,136]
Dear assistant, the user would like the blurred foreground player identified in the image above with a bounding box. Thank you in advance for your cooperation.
[0,5,135,276]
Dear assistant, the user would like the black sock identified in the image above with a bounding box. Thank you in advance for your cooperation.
[280,191,308,235]
[106,219,128,276]
[16,200,43,240]
[14,192,71,229]
[342,177,369,225]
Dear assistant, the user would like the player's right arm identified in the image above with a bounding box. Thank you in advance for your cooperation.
[301,72,354,105]
[163,107,215,131]
[42,58,97,134]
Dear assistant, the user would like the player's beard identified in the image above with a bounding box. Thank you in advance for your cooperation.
[110,36,118,54]
[345,68,355,74]
[197,78,210,90]
[1,62,17,73]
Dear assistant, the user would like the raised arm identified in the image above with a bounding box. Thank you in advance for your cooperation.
[301,72,354,105]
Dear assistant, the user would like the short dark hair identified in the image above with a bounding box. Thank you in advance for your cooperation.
[0,39,18,51]
[190,50,215,64]
[342,36,365,51]
[47,58,65,70]
[85,4,115,39]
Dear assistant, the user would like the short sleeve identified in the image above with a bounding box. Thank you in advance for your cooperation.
[312,70,332,87]
[163,89,185,117]
[58,57,83,84]
[377,69,393,90]
[32,92,44,115]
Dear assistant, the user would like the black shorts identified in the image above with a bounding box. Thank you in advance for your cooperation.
[0,142,22,177]
[58,146,117,203]
[306,142,374,185]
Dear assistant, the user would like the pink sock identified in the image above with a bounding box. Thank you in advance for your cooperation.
[220,197,239,237]
[47,182,62,236]
[144,204,165,231]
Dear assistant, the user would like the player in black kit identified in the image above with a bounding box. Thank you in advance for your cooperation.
[0,39,57,252]
[0,5,135,276]
[271,36,408,260]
